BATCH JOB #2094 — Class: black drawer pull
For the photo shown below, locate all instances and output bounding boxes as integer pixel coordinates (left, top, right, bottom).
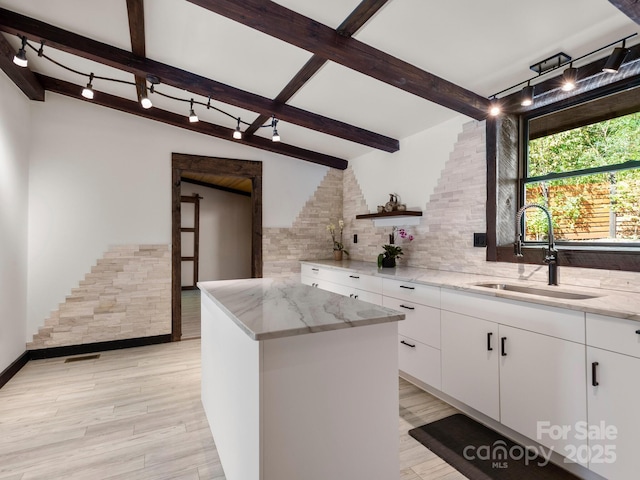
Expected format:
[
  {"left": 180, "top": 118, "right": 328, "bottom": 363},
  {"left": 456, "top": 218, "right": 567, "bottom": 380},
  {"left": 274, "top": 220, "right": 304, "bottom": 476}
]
[
  {"left": 349, "top": 275, "right": 360, "bottom": 279},
  {"left": 311, "top": 268, "right": 319, "bottom": 271},
  {"left": 592, "top": 362, "right": 599, "bottom": 387},
  {"left": 349, "top": 293, "right": 354, "bottom": 298},
  {"left": 354, "top": 294, "right": 359, "bottom": 299},
  {"left": 399, "top": 304, "right": 415, "bottom": 310},
  {"left": 487, "top": 332, "right": 493, "bottom": 351},
  {"left": 399, "top": 285, "right": 415, "bottom": 290},
  {"left": 400, "top": 340, "right": 416, "bottom": 348},
  {"left": 501, "top": 337, "right": 507, "bottom": 356},
  {"left": 636, "top": 330, "right": 640, "bottom": 335}
]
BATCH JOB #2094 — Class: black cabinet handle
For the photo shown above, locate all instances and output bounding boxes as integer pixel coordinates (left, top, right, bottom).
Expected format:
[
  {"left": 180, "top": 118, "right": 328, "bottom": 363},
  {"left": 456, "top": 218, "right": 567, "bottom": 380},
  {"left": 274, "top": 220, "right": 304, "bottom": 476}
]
[
  {"left": 399, "top": 285, "right": 415, "bottom": 290},
  {"left": 636, "top": 330, "right": 640, "bottom": 335},
  {"left": 501, "top": 337, "right": 507, "bottom": 356},
  {"left": 592, "top": 362, "right": 599, "bottom": 387},
  {"left": 399, "top": 304, "right": 415, "bottom": 310},
  {"left": 349, "top": 293, "right": 354, "bottom": 298},
  {"left": 354, "top": 294, "right": 359, "bottom": 299},
  {"left": 400, "top": 340, "right": 416, "bottom": 348},
  {"left": 487, "top": 332, "right": 493, "bottom": 351},
  {"left": 311, "top": 268, "right": 319, "bottom": 271},
  {"left": 349, "top": 275, "right": 360, "bottom": 279}
]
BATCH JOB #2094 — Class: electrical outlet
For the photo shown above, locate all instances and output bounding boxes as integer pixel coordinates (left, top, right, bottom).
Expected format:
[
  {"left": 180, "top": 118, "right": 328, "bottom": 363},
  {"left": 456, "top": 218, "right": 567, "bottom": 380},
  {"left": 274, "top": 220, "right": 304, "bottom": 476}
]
[
  {"left": 353, "top": 234, "right": 358, "bottom": 243},
  {"left": 473, "top": 233, "right": 487, "bottom": 247}
]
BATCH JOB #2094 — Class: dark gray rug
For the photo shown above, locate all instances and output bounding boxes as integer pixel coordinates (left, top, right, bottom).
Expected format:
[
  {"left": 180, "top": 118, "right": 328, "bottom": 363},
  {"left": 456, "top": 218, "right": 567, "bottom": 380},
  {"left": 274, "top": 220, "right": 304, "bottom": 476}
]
[{"left": 408, "top": 413, "right": 579, "bottom": 480}]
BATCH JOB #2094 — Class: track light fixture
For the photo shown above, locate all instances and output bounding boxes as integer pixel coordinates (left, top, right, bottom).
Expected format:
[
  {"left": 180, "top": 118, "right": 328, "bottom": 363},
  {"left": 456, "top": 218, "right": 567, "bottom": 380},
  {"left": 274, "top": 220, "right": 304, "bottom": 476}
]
[
  {"left": 189, "top": 99, "right": 199, "bottom": 123},
  {"left": 561, "top": 64, "right": 578, "bottom": 92},
  {"left": 82, "top": 73, "right": 95, "bottom": 99},
  {"left": 520, "top": 82, "right": 535, "bottom": 107},
  {"left": 603, "top": 40, "right": 629, "bottom": 73},
  {"left": 18, "top": 38, "right": 282, "bottom": 141},
  {"left": 271, "top": 116, "right": 280, "bottom": 142},
  {"left": 487, "top": 33, "right": 636, "bottom": 117},
  {"left": 233, "top": 118, "right": 242, "bottom": 139},
  {"left": 13, "top": 36, "right": 28, "bottom": 67}
]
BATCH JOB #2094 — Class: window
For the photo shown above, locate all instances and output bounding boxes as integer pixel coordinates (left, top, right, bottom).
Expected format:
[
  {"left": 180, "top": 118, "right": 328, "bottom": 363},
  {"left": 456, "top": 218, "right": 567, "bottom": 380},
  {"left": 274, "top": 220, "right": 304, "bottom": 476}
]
[{"left": 523, "top": 112, "right": 640, "bottom": 244}]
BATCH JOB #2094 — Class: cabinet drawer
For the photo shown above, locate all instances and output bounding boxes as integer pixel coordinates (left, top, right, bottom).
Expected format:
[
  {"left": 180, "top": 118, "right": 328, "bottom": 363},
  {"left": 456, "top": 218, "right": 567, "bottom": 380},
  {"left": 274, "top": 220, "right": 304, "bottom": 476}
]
[
  {"left": 383, "top": 297, "right": 440, "bottom": 348},
  {"left": 323, "top": 269, "right": 382, "bottom": 294},
  {"left": 398, "top": 335, "right": 441, "bottom": 389},
  {"left": 441, "top": 289, "right": 585, "bottom": 343},
  {"left": 587, "top": 314, "right": 640, "bottom": 359},
  {"left": 383, "top": 279, "right": 440, "bottom": 307},
  {"left": 301, "top": 263, "right": 332, "bottom": 280}
]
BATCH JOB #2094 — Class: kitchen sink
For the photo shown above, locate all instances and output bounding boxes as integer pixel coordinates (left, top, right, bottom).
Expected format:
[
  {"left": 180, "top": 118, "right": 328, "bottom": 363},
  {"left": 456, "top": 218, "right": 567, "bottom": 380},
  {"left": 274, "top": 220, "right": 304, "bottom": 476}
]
[{"left": 474, "top": 283, "right": 599, "bottom": 300}]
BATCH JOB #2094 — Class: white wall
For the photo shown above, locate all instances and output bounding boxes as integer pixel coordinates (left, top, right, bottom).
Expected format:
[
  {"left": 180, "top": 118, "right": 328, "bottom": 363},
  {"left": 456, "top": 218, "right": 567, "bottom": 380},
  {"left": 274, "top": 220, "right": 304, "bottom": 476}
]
[
  {"left": 181, "top": 183, "right": 252, "bottom": 282},
  {"left": 350, "top": 115, "right": 468, "bottom": 211},
  {"left": 26, "top": 92, "right": 328, "bottom": 339},
  {"left": 0, "top": 73, "right": 30, "bottom": 371}
]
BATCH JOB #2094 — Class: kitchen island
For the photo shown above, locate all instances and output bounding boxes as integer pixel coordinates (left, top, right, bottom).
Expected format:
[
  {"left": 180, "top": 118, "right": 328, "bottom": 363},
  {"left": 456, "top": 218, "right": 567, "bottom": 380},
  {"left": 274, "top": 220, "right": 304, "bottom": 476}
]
[{"left": 198, "top": 278, "right": 405, "bottom": 480}]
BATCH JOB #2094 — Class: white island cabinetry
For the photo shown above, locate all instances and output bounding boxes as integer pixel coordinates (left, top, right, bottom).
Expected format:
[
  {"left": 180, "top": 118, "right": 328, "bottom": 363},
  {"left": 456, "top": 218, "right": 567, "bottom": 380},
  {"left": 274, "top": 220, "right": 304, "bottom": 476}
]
[
  {"left": 199, "top": 278, "right": 403, "bottom": 480},
  {"left": 301, "top": 263, "right": 382, "bottom": 305}
]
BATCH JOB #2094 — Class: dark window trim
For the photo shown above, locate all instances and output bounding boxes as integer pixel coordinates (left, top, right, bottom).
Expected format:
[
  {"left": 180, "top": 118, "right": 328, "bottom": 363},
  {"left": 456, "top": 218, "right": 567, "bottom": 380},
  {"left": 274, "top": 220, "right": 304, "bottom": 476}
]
[{"left": 487, "top": 77, "right": 640, "bottom": 273}]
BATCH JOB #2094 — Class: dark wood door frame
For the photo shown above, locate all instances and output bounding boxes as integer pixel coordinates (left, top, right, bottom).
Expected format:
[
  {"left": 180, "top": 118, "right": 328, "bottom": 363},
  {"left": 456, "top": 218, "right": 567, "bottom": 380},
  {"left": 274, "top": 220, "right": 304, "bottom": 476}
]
[{"left": 171, "top": 153, "right": 263, "bottom": 341}]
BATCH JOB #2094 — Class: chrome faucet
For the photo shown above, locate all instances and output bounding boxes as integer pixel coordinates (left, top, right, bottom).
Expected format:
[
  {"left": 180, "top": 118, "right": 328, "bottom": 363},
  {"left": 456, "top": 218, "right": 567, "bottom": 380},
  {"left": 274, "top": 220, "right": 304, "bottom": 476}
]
[{"left": 514, "top": 204, "right": 558, "bottom": 285}]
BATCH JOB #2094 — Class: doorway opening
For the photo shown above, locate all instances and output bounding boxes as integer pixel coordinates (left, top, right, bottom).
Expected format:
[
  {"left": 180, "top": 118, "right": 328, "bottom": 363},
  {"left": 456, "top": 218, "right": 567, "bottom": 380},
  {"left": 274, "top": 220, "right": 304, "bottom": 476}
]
[{"left": 171, "top": 153, "right": 263, "bottom": 341}]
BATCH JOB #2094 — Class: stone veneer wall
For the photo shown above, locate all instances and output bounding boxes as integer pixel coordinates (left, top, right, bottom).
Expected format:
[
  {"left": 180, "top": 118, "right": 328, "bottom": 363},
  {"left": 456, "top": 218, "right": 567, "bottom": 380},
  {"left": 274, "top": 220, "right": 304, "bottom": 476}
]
[
  {"left": 343, "top": 120, "right": 640, "bottom": 294},
  {"left": 263, "top": 168, "right": 344, "bottom": 277},
  {"left": 27, "top": 245, "right": 171, "bottom": 349}
]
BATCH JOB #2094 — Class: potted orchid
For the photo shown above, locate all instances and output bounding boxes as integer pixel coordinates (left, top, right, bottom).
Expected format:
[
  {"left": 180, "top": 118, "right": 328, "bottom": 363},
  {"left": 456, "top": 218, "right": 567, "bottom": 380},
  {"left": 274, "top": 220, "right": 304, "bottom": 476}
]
[
  {"left": 327, "top": 219, "right": 348, "bottom": 261},
  {"left": 378, "top": 227, "right": 413, "bottom": 268}
]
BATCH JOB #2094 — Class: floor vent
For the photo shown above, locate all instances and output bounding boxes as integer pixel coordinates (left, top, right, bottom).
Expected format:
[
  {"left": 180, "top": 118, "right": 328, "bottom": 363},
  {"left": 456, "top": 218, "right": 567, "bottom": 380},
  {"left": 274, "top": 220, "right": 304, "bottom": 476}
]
[{"left": 64, "top": 354, "right": 100, "bottom": 363}]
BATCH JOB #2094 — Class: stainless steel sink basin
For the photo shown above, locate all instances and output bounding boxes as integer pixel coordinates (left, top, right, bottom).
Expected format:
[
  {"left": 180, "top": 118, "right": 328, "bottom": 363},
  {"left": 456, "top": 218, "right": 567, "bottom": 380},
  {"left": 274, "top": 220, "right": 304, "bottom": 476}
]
[{"left": 474, "top": 283, "right": 599, "bottom": 300}]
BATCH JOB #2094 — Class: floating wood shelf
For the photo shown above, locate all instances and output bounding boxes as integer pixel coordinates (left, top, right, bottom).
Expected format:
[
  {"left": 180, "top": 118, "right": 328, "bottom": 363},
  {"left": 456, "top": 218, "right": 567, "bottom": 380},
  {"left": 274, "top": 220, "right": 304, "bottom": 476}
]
[{"left": 356, "top": 210, "right": 422, "bottom": 219}]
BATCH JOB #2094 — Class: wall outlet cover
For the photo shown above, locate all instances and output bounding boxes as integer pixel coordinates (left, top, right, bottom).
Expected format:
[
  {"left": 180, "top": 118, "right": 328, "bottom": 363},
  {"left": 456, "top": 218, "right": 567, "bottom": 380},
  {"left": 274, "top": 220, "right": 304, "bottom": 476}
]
[
  {"left": 353, "top": 234, "right": 358, "bottom": 243},
  {"left": 473, "top": 232, "right": 487, "bottom": 247}
]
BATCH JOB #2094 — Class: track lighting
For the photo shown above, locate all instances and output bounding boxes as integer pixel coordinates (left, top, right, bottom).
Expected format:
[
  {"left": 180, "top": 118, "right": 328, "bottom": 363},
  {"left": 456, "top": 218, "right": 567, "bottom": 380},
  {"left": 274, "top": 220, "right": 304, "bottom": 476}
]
[
  {"left": 233, "top": 118, "right": 242, "bottom": 139},
  {"left": 189, "top": 99, "right": 199, "bottom": 123},
  {"left": 271, "top": 116, "right": 280, "bottom": 142},
  {"left": 562, "top": 64, "right": 578, "bottom": 92},
  {"left": 489, "top": 98, "right": 501, "bottom": 117},
  {"left": 13, "top": 36, "right": 28, "bottom": 67},
  {"left": 520, "top": 82, "right": 535, "bottom": 107},
  {"left": 603, "top": 40, "right": 629, "bottom": 73},
  {"left": 82, "top": 73, "right": 95, "bottom": 99},
  {"left": 140, "top": 96, "right": 152, "bottom": 109}
]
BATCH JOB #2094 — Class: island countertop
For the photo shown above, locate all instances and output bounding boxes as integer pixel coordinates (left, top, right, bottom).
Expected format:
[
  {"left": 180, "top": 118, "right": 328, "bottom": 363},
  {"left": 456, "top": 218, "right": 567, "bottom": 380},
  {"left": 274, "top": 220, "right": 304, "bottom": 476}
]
[{"left": 197, "top": 277, "right": 405, "bottom": 341}]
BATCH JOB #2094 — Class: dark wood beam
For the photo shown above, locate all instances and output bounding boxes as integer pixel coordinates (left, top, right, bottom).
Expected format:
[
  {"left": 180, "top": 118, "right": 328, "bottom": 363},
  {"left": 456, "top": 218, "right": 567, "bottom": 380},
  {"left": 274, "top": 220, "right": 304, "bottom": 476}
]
[
  {"left": 35, "top": 74, "right": 348, "bottom": 170},
  {"left": 608, "top": 0, "right": 640, "bottom": 24},
  {"left": 186, "top": 0, "right": 490, "bottom": 120},
  {"left": 0, "top": 32, "right": 44, "bottom": 100},
  {"left": 0, "top": 7, "right": 398, "bottom": 152},
  {"left": 125, "top": 0, "right": 147, "bottom": 102},
  {"left": 245, "top": 0, "right": 388, "bottom": 136}
]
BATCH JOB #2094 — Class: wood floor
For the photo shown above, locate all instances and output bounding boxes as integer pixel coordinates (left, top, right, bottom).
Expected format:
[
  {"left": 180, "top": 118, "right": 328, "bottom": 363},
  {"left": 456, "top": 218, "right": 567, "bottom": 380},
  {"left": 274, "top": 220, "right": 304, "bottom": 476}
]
[
  {"left": 0, "top": 340, "right": 466, "bottom": 480},
  {"left": 181, "top": 290, "right": 201, "bottom": 339}
]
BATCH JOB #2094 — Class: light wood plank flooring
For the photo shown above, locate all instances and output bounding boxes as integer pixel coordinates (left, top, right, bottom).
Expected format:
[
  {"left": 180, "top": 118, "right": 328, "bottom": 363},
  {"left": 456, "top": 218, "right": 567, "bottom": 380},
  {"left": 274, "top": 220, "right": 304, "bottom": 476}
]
[{"left": 0, "top": 340, "right": 465, "bottom": 480}]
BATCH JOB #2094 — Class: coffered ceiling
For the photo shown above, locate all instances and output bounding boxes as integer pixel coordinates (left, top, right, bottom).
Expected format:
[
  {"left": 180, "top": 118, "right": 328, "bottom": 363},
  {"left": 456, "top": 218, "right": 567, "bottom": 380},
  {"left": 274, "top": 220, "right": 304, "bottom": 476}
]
[{"left": 0, "top": 0, "right": 638, "bottom": 170}]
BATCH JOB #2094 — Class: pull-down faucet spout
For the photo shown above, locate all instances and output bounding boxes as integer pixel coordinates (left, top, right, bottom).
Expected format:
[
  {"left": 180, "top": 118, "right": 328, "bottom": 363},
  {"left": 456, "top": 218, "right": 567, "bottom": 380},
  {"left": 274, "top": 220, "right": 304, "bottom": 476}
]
[{"left": 515, "top": 204, "right": 558, "bottom": 285}]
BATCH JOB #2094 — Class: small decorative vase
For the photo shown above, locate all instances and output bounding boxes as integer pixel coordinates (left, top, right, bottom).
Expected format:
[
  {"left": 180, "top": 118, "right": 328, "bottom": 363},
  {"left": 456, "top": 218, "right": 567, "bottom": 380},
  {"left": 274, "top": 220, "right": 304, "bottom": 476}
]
[
  {"left": 333, "top": 250, "right": 343, "bottom": 261},
  {"left": 381, "top": 256, "right": 396, "bottom": 268}
]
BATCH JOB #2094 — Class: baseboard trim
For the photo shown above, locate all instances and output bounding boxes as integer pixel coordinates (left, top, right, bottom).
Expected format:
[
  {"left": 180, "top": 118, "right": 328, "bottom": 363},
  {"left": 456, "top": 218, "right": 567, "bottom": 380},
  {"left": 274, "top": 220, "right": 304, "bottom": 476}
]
[
  {"left": 0, "top": 351, "right": 30, "bottom": 389},
  {"left": 28, "top": 334, "right": 173, "bottom": 360},
  {"left": 0, "top": 335, "right": 173, "bottom": 389}
]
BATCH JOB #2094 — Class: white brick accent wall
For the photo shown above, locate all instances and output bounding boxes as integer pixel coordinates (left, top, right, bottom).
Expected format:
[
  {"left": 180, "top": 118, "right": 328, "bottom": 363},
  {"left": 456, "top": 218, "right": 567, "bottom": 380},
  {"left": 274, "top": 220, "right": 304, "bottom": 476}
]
[{"left": 27, "top": 245, "right": 171, "bottom": 349}]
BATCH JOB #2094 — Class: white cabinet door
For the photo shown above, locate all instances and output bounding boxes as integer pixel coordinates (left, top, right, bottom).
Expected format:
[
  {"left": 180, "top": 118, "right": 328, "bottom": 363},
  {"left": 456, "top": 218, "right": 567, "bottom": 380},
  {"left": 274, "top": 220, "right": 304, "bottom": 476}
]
[
  {"left": 499, "top": 325, "right": 587, "bottom": 460},
  {"left": 587, "top": 347, "right": 640, "bottom": 480},
  {"left": 441, "top": 310, "right": 500, "bottom": 420}
]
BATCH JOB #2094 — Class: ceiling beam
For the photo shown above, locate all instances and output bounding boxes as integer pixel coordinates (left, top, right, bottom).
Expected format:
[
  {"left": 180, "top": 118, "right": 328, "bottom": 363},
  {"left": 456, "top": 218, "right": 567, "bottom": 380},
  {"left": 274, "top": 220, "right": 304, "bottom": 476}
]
[
  {"left": 35, "top": 74, "right": 348, "bottom": 170},
  {"left": 245, "top": 0, "right": 388, "bottom": 136},
  {"left": 0, "top": 7, "right": 398, "bottom": 153},
  {"left": 0, "top": 32, "right": 44, "bottom": 100},
  {"left": 608, "top": 0, "right": 640, "bottom": 24},
  {"left": 125, "top": 0, "right": 148, "bottom": 102},
  {"left": 186, "top": 0, "right": 490, "bottom": 120}
]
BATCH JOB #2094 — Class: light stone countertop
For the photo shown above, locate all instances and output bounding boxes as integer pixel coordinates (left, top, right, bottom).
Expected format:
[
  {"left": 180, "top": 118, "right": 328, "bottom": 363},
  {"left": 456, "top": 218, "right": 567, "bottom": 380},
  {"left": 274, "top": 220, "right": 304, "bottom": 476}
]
[
  {"left": 198, "top": 277, "right": 405, "bottom": 341},
  {"left": 301, "top": 259, "right": 640, "bottom": 323}
]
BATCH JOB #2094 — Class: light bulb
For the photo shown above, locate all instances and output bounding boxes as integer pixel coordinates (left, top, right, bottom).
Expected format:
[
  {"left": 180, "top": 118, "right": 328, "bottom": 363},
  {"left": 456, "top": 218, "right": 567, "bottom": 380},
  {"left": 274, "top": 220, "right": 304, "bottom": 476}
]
[
  {"left": 13, "top": 50, "right": 27, "bottom": 67},
  {"left": 82, "top": 84, "right": 94, "bottom": 99},
  {"left": 189, "top": 109, "right": 199, "bottom": 123},
  {"left": 140, "top": 96, "right": 152, "bottom": 109}
]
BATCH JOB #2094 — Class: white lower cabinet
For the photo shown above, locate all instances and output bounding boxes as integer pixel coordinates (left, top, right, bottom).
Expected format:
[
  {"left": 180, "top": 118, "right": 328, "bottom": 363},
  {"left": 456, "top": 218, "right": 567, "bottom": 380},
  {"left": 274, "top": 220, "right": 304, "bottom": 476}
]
[
  {"left": 586, "top": 314, "right": 640, "bottom": 480},
  {"left": 300, "top": 264, "right": 382, "bottom": 306},
  {"left": 441, "top": 310, "right": 500, "bottom": 420},
  {"left": 397, "top": 334, "right": 441, "bottom": 389}
]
